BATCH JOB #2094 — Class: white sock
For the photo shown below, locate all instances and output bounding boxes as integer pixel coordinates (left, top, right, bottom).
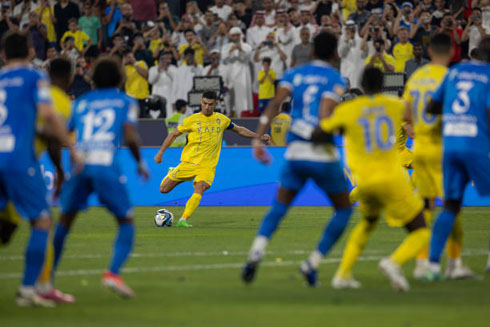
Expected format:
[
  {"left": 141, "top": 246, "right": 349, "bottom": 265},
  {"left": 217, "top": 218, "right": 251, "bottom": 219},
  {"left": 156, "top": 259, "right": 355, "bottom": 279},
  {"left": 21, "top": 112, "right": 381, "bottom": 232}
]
[
  {"left": 248, "top": 236, "right": 268, "bottom": 262},
  {"left": 308, "top": 250, "right": 324, "bottom": 270},
  {"left": 447, "top": 258, "right": 462, "bottom": 268},
  {"left": 19, "top": 286, "right": 35, "bottom": 297},
  {"left": 35, "top": 282, "right": 53, "bottom": 294},
  {"left": 429, "top": 262, "right": 441, "bottom": 274},
  {"left": 487, "top": 252, "right": 490, "bottom": 267},
  {"left": 416, "top": 259, "right": 429, "bottom": 267},
  {"left": 179, "top": 217, "right": 186, "bottom": 222}
]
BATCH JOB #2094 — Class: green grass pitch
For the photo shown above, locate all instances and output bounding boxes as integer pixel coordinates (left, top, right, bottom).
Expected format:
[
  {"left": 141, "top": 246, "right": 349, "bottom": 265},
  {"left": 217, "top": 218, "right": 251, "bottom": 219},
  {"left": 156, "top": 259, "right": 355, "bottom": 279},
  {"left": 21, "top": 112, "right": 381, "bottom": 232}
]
[{"left": 0, "top": 206, "right": 489, "bottom": 327}]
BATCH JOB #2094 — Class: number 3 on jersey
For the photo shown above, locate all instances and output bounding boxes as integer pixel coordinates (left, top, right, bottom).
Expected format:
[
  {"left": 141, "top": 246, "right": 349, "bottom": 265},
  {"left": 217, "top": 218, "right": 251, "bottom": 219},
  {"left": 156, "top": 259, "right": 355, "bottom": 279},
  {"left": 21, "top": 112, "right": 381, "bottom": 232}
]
[{"left": 358, "top": 115, "right": 395, "bottom": 152}]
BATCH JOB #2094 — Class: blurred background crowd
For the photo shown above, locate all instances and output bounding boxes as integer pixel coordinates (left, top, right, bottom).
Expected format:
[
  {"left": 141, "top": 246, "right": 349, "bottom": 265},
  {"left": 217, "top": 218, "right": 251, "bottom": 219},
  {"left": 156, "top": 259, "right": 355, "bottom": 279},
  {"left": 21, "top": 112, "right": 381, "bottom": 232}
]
[{"left": 1, "top": 0, "right": 489, "bottom": 118}]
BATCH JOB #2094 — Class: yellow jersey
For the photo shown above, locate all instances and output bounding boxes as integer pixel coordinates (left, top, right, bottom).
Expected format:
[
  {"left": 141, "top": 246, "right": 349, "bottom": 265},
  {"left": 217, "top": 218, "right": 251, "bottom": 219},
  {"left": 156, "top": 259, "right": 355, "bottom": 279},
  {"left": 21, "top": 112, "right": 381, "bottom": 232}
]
[
  {"left": 258, "top": 69, "right": 276, "bottom": 100},
  {"left": 177, "top": 112, "right": 232, "bottom": 168},
  {"left": 403, "top": 63, "right": 447, "bottom": 147},
  {"left": 36, "top": 6, "right": 56, "bottom": 43},
  {"left": 270, "top": 113, "right": 291, "bottom": 146},
  {"left": 179, "top": 43, "right": 205, "bottom": 66},
  {"left": 34, "top": 86, "right": 72, "bottom": 156},
  {"left": 365, "top": 53, "right": 396, "bottom": 73},
  {"left": 392, "top": 42, "right": 414, "bottom": 73},
  {"left": 320, "top": 94, "right": 404, "bottom": 182},
  {"left": 61, "top": 30, "right": 91, "bottom": 51},
  {"left": 125, "top": 61, "right": 150, "bottom": 99}
]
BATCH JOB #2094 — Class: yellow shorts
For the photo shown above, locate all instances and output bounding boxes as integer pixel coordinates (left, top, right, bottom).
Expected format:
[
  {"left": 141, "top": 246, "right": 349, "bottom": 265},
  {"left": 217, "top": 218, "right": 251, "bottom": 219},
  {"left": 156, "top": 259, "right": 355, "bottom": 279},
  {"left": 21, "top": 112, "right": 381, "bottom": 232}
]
[
  {"left": 163, "top": 162, "right": 215, "bottom": 186},
  {"left": 413, "top": 154, "right": 442, "bottom": 199},
  {"left": 358, "top": 169, "right": 423, "bottom": 227},
  {"left": 399, "top": 147, "right": 413, "bottom": 169}
]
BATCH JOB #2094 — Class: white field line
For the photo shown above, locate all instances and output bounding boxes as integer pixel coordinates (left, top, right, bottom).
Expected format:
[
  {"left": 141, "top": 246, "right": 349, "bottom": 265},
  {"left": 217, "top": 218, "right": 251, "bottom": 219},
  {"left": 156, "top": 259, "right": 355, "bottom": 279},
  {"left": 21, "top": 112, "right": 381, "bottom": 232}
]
[{"left": 0, "top": 250, "right": 487, "bottom": 280}]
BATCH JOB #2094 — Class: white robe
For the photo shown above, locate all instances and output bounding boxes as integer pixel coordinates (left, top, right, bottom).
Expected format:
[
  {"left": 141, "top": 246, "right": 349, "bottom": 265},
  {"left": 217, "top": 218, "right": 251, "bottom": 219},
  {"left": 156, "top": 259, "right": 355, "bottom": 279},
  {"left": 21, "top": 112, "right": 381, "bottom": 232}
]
[
  {"left": 338, "top": 32, "right": 365, "bottom": 89},
  {"left": 148, "top": 65, "right": 178, "bottom": 117},
  {"left": 171, "top": 64, "right": 203, "bottom": 105},
  {"left": 222, "top": 42, "right": 253, "bottom": 115},
  {"left": 246, "top": 25, "right": 272, "bottom": 50}
]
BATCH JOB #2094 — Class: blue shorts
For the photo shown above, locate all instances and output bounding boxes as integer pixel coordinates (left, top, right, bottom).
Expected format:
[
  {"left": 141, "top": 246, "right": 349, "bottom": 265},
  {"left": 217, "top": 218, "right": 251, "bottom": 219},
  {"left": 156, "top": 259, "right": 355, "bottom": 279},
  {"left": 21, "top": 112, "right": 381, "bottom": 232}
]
[
  {"left": 258, "top": 99, "right": 271, "bottom": 113},
  {"left": 443, "top": 152, "right": 490, "bottom": 201},
  {"left": 0, "top": 166, "right": 50, "bottom": 220},
  {"left": 280, "top": 160, "right": 348, "bottom": 195},
  {"left": 61, "top": 173, "right": 132, "bottom": 218}
]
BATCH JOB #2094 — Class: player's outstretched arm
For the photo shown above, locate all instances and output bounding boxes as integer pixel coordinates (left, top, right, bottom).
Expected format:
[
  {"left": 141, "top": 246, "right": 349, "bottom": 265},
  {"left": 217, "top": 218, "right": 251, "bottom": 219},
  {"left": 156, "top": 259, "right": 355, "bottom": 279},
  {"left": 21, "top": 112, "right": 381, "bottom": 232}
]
[
  {"left": 402, "top": 101, "right": 415, "bottom": 139},
  {"left": 154, "top": 129, "right": 183, "bottom": 164},
  {"left": 124, "top": 123, "right": 150, "bottom": 180}
]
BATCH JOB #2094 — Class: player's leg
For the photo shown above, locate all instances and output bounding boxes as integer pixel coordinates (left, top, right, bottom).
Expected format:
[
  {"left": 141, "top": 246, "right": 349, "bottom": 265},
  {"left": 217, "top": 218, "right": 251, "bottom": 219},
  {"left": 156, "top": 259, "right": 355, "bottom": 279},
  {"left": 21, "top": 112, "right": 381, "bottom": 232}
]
[
  {"left": 300, "top": 162, "right": 353, "bottom": 286},
  {"left": 176, "top": 180, "right": 210, "bottom": 228},
  {"left": 413, "top": 198, "right": 434, "bottom": 279},
  {"left": 445, "top": 214, "right": 475, "bottom": 279},
  {"left": 159, "top": 176, "right": 182, "bottom": 194}
]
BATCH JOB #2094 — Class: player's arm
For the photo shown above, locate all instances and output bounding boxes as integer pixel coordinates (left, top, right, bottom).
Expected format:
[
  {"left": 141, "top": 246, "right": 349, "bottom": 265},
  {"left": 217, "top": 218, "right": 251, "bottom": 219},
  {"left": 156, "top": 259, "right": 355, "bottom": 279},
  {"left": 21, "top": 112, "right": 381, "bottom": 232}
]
[
  {"left": 46, "top": 138, "right": 64, "bottom": 198},
  {"left": 230, "top": 123, "right": 270, "bottom": 143},
  {"left": 124, "top": 123, "right": 150, "bottom": 180},
  {"left": 402, "top": 101, "right": 415, "bottom": 138},
  {"left": 154, "top": 128, "right": 184, "bottom": 164}
]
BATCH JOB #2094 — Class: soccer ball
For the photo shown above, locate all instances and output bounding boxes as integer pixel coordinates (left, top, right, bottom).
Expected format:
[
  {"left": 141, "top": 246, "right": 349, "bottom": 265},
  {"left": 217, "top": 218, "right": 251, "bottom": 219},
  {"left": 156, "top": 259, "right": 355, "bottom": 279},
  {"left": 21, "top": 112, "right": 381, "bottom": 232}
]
[{"left": 154, "top": 209, "right": 174, "bottom": 227}]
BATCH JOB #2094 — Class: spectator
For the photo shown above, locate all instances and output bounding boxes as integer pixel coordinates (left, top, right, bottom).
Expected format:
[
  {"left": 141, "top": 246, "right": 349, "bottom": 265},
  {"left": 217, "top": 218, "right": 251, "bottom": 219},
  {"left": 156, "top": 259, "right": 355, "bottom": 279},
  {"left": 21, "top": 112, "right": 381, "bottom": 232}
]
[
  {"left": 462, "top": 8, "right": 490, "bottom": 57},
  {"left": 294, "top": 10, "right": 319, "bottom": 44},
  {"left": 257, "top": 57, "right": 275, "bottom": 113},
  {"left": 273, "top": 9, "right": 296, "bottom": 68},
  {"left": 222, "top": 27, "right": 253, "bottom": 116},
  {"left": 114, "top": 3, "right": 138, "bottom": 46},
  {"left": 145, "top": 24, "right": 164, "bottom": 58},
  {"left": 123, "top": 50, "right": 150, "bottom": 110},
  {"left": 365, "top": 0, "right": 383, "bottom": 13},
  {"left": 36, "top": 0, "right": 56, "bottom": 45},
  {"left": 43, "top": 45, "right": 58, "bottom": 68},
  {"left": 290, "top": 27, "right": 312, "bottom": 67},
  {"left": 233, "top": 1, "right": 253, "bottom": 28},
  {"left": 314, "top": 0, "right": 341, "bottom": 25},
  {"left": 14, "top": 0, "right": 40, "bottom": 29},
  {"left": 172, "top": 48, "right": 203, "bottom": 107},
  {"left": 404, "top": 43, "right": 429, "bottom": 80},
  {"left": 348, "top": 0, "right": 371, "bottom": 31},
  {"left": 432, "top": 0, "right": 450, "bottom": 27},
  {"left": 165, "top": 99, "right": 188, "bottom": 147},
  {"left": 155, "top": 1, "right": 178, "bottom": 32},
  {"left": 179, "top": 29, "right": 209, "bottom": 66},
  {"left": 183, "top": 1, "right": 204, "bottom": 33},
  {"left": 54, "top": 0, "right": 80, "bottom": 43},
  {"left": 60, "top": 36, "right": 78, "bottom": 65},
  {"left": 263, "top": 0, "right": 276, "bottom": 26},
  {"left": 288, "top": 9, "right": 301, "bottom": 27},
  {"left": 130, "top": 0, "right": 157, "bottom": 23},
  {"left": 394, "top": 2, "right": 417, "bottom": 33},
  {"left": 361, "top": 24, "right": 391, "bottom": 57},
  {"left": 200, "top": 10, "right": 218, "bottom": 47},
  {"left": 0, "top": 2, "right": 19, "bottom": 41},
  {"left": 410, "top": 11, "right": 438, "bottom": 55},
  {"left": 210, "top": 0, "right": 232, "bottom": 21},
  {"left": 208, "top": 22, "right": 230, "bottom": 53},
  {"left": 61, "top": 18, "right": 92, "bottom": 57},
  {"left": 339, "top": 21, "right": 365, "bottom": 89},
  {"left": 132, "top": 33, "right": 153, "bottom": 67},
  {"left": 436, "top": 14, "right": 463, "bottom": 63},
  {"left": 23, "top": 11, "right": 47, "bottom": 60},
  {"left": 69, "top": 57, "right": 92, "bottom": 98},
  {"left": 109, "top": 33, "right": 126, "bottom": 58},
  {"left": 172, "top": 17, "right": 194, "bottom": 47},
  {"left": 365, "top": 38, "right": 395, "bottom": 72},
  {"left": 253, "top": 32, "right": 287, "bottom": 79},
  {"left": 148, "top": 52, "right": 178, "bottom": 118},
  {"left": 103, "top": 0, "right": 123, "bottom": 39},
  {"left": 247, "top": 11, "right": 272, "bottom": 50},
  {"left": 79, "top": 2, "right": 102, "bottom": 51},
  {"left": 392, "top": 27, "right": 414, "bottom": 72}
]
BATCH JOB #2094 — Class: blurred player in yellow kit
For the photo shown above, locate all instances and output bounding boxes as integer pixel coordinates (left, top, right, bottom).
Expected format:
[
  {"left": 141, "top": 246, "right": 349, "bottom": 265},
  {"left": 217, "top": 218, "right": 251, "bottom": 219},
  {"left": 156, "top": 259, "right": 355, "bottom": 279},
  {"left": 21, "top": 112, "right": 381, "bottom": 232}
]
[
  {"left": 270, "top": 102, "right": 291, "bottom": 146},
  {"left": 403, "top": 33, "right": 475, "bottom": 280},
  {"left": 0, "top": 57, "right": 75, "bottom": 303},
  {"left": 154, "top": 91, "right": 270, "bottom": 228},
  {"left": 322, "top": 68, "right": 429, "bottom": 292}
]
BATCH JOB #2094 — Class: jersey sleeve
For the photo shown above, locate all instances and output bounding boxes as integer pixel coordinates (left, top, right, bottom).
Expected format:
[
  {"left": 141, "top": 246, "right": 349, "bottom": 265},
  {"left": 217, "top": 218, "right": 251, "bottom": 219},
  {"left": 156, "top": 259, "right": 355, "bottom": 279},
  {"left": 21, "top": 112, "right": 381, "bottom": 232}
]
[
  {"left": 67, "top": 100, "right": 77, "bottom": 132},
  {"left": 125, "top": 98, "right": 139, "bottom": 125},
  {"left": 33, "top": 72, "right": 52, "bottom": 106},
  {"left": 320, "top": 102, "right": 346, "bottom": 133},
  {"left": 431, "top": 73, "right": 448, "bottom": 104},
  {"left": 177, "top": 115, "right": 194, "bottom": 133},
  {"left": 323, "top": 72, "right": 346, "bottom": 103},
  {"left": 278, "top": 70, "right": 294, "bottom": 92}
]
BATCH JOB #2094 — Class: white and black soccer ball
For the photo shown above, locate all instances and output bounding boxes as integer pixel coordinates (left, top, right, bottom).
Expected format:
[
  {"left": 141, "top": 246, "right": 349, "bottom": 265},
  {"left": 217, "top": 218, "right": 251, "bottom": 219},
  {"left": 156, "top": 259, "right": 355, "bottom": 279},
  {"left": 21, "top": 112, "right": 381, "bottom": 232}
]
[{"left": 154, "top": 209, "right": 174, "bottom": 227}]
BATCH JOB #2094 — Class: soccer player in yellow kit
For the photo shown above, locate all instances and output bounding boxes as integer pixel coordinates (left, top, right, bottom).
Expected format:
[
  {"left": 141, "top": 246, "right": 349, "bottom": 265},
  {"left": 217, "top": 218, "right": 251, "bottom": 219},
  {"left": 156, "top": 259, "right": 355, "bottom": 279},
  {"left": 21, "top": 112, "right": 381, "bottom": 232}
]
[
  {"left": 154, "top": 91, "right": 270, "bottom": 228},
  {"left": 322, "top": 68, "right": 429, "bottom": 292},
  {"left": 403, "top": 33, "right": 474, "bottom": 280}
]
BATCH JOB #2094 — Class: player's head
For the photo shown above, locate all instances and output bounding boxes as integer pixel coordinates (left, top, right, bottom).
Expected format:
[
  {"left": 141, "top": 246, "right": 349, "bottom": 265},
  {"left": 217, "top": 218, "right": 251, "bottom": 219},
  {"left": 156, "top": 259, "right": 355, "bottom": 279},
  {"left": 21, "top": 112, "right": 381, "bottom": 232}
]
[
  {"left": 361, "top": 67, "right": 383, "bottom": 95},
  {"left": 201, "top": 91, "right": 217, "bottom": 116},
  {"left": 312, "top": 31, "right": 338, "bottom": 62},
  {"left": 48, "top": 57, "right": 73, "bottom": 91},
  {"left": 428, "top": 33, "right": 453, "bottom": 65},
  {"left": 477, "top": 36, "right": 490, "bottom": 62},
  {"left": 1, "top": 31, "right": 31, "bottom": 62},
  {"left": 91, "top": 56, "right": 124, "bottom": 89}
]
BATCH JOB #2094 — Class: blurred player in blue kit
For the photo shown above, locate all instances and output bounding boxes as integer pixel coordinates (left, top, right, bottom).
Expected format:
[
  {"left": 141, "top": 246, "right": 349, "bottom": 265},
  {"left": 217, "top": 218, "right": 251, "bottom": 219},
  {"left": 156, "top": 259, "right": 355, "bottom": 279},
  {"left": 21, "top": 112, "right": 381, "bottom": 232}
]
[
  {"left": 425, "top": 36, "right": 490, "bottom": 280},
  {"left": 242, "top": 31, "right": 353, "bottom": 287},
  {"left": 50, "top": 56, "right": 150, "bottom": 298},
  {"left": 0, "top": 31, "right": 79, "bottom": 307}
]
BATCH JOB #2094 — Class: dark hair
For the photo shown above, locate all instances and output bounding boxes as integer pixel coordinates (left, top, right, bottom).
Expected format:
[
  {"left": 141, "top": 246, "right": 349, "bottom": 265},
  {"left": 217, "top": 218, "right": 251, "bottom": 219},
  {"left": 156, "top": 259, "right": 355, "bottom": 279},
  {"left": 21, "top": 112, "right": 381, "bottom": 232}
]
[
  {"left": 183, "top": 48, "right": 195, "bottom": 56},
  {"left": 184, "top": 29, "right": 195, "bottom": 35},
  {"left": 313, "top": 31, "right": 337, "bottom": 61},
  {"left": 478, "top": 36, "right": 490, "bottom": 62},
  {"left": 91, "top": 56, "right": 124, "bottom": 88},
  {"left": 470, "top": 48, "right": 480, "bottom": 60},
  {"left": 374, "top": 38, "right": 384, "bottom": 45},
  {"left": 68, "top": 17, "right": 78, "bottom": 25},
  {"left": 175, "top": 99, "right": 187, "bottom": 110},
  {"left": 361, "top": 67, "right": 384, "bottom": 94},
  {"left": 413, "top": 42, "right": 423, "bottom": 48},
  {"left": 1, "top": 31, "right": 30, "bottom": 60},
  {"left": 48, "top": 57, "right": 72, "bottom": 82},
  {"left": 202, "top": 91, "right": 217, "bottom": 100},
  {"left": 262, "top": 57, "right": 271, "bottom": 64},
  {"left": 429, "top": 33, "right": 451, "bottom": 55}
]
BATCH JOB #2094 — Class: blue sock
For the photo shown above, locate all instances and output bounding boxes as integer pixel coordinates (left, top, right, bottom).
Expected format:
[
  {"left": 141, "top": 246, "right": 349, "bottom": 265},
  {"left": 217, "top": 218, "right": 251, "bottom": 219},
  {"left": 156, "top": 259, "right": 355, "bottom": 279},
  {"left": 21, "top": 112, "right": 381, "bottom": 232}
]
[
  {"left": 257, "top": 201, "right": 289, "bottom": 239},
  {"left": 429, "top": 209, "right": 457, "bottom": 263},
  {"left": 317, "top": 207, "right": 353, "bottom": 256},
  {"left": 22, "top": 228, "right": 49, "bottom": 287},
  {"left": 53, "top": 224, "right": 69, "bottom": 272},
  {"left": 109, "top": 223, "right": 135, "bottom": 275}
]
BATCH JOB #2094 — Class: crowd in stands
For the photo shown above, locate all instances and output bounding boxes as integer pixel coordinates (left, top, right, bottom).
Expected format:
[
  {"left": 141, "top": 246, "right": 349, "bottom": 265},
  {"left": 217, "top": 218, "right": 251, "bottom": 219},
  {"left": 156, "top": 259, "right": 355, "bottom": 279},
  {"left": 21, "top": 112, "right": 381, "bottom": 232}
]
[{"left": 1, "top": 0, "right": 489, "bottom": 117}]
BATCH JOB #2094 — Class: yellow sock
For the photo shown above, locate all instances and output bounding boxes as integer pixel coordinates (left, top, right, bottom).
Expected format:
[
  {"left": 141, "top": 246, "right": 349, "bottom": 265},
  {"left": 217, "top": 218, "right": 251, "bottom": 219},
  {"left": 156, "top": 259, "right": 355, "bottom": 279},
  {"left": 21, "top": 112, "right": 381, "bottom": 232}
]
[
  {"left": 349, "top": 187, "right": 360, "bottom": 205},
  {"left": 391, "top": 227, "right": 430, "bottom": 266},
  {"left": 336, "top": 218, "right": 377, "bottom": 279},
  {"left": 446, "top": 213, "right": 463, "bottom": 259},
  {"left": 416, "top": 209, "right": 432, "bottom": 260},
  {"left": 38, "top": 239, "right": 54, "bottom": 283},
  {"left": 182, "top": 193, "right": 202, "bottom": 219}
]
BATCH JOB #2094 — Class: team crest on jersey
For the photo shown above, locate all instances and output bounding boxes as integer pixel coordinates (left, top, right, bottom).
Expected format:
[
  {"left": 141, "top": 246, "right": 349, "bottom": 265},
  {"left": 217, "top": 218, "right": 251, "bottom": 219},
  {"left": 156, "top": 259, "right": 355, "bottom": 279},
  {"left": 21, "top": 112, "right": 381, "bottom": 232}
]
[
  {"left": 293, "top": 74, "right": 303, "bottom": 86},
  {"left": 77, "top": 100, "right": 87, "bottom": 113},
  {"left": 216, "top": 118, "right": 221, "bottom": 125}
]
